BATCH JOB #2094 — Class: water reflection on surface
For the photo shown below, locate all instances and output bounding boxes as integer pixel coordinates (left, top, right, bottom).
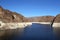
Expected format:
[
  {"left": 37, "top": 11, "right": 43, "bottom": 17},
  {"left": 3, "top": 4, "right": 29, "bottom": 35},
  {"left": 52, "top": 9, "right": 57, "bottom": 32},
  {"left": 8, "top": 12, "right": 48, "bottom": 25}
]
[
  {"left": 8, "top": 23, "right": 59, "bottom": 40},
  {"left": 53, "top": 27, "right": 60, "bottom": 40}
]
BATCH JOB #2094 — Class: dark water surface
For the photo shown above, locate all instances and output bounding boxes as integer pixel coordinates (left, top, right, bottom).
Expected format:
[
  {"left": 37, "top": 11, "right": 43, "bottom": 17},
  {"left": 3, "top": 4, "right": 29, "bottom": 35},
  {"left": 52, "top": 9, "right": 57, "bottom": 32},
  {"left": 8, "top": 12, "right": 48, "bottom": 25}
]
[{"left": 11, "top": 23, "right": 56, "bottom": 40}]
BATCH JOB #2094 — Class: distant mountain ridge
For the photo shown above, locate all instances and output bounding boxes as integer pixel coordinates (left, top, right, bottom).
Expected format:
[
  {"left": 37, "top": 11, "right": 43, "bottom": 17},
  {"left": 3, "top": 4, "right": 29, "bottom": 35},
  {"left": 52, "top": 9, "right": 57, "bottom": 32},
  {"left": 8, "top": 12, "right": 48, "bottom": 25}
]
[
  {"left": 0, "top": 6, "right": 60, "bottom": 22},
  {"left": 27, "top": 16, "right": 54, "bottom": 22}
]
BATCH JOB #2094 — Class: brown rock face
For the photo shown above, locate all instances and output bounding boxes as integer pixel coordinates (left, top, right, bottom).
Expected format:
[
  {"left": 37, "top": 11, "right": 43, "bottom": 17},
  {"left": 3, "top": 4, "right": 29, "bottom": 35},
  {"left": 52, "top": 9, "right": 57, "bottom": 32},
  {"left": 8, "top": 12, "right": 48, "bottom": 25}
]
[
  {"left": 0, "top": 6, "right": 60, "bottom": 22},
  {"left": 27, "top": 16, "right": 54, "bottom": 22},
  {"left": 0, "top": 6, "right": 25, "bottom": 23},
  {"left": 53, "top": 14, "right": 60, "bottom": 23}
]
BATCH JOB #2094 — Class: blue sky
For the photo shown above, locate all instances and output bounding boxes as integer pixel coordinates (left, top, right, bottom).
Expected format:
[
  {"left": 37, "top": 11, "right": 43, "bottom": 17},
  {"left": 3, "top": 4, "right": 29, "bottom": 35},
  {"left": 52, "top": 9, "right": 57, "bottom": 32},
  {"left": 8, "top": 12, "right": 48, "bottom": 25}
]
[{"left": 0, "top": 0, "right": 60, "bottom": 17}]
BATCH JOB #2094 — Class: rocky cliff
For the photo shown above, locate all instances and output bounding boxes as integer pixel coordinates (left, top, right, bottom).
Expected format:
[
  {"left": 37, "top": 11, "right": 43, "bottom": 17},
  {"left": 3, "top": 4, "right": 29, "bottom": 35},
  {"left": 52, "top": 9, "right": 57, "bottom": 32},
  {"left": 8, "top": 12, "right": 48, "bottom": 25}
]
[
  {"left": 28, "top": 14, "right": 60, "bottom": 23},
  {"left": 0, "top": 6, "right": 60, "bottom": 22},
  {"left": 0, "top": 6, "right": 28, "bottom": 23},
  {"left": 53, "top": 14, "right": 60, "bottom": 23}
]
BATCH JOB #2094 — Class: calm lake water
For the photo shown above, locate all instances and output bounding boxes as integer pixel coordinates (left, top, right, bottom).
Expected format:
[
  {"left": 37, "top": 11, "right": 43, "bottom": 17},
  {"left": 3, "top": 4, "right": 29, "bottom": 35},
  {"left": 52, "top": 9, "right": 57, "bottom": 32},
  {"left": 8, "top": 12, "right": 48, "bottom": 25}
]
[{"left": 10, "top": 23, "right": 59, "bottom": 40}]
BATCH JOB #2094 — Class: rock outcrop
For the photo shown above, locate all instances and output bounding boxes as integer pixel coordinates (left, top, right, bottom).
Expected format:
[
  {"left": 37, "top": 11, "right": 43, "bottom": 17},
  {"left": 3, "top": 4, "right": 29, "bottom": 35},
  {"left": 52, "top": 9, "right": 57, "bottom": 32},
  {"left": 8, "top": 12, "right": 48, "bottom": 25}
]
[
  {"left": 0, "top": 6, "right": 57, "bottom": 22},
  {"left": 51, "top": 14, "right": 60, "bottom": 27},
  {"left": 53, "top": 14, "right": 60, "bottom": 23},
  {"left": 0, "top": 6, "right": 60, "bottom": 23},
  {"left": 0, "top": 6, "right": 26, "bottom": 23}
]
